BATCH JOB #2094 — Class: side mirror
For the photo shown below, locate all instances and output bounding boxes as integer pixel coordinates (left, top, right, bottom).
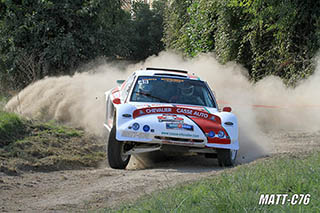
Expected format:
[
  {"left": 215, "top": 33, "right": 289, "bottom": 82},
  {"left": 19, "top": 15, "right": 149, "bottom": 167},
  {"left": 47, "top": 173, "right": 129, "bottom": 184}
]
[
  {"left": 113, "top": 98, "right": 121, "bottom": 104},
  {"left": 222, "top": 107, "right": 232, "bottom": 112},
  {"left": 116, "top": 80, "right": 125, "bottom": 85}
]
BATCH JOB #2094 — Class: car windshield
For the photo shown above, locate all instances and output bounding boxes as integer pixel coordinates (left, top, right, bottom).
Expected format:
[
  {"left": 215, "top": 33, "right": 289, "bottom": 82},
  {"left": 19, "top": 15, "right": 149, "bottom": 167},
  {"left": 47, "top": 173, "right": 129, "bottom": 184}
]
[{"left": 130, "top": 76, "right": 216, "bottom": 108}]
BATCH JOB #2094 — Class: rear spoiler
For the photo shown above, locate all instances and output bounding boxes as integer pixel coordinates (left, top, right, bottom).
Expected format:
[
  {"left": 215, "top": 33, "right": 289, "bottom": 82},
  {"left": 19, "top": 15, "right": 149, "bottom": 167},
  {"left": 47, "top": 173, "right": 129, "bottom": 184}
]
[{"left": 145, "top": 67, "right": 188, "bottom": 74}]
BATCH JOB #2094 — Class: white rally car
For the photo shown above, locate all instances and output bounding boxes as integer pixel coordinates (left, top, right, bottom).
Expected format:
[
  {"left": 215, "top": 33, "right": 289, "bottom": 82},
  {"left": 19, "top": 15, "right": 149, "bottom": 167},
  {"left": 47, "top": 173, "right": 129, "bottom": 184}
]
[{"left": 104, "top": 68, "right": 239, "bottom": 169}]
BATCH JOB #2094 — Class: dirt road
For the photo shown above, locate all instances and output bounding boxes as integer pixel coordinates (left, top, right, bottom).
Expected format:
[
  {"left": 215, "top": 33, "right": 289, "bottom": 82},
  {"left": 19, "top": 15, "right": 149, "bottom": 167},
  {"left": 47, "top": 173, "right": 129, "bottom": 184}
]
[{"left": 1, "top": 130, "right": 320, "bottom": 212}]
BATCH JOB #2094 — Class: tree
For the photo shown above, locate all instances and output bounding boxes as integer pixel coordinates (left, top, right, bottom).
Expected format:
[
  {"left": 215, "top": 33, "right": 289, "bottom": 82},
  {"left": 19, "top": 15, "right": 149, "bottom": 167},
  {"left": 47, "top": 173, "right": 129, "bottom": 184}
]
[
  {"left": 163, "top": 0, "right": 320, "bottom": 86},
  {"left": 163, "top": 0, "right": 193, "bottom": 51},
  {"left": 0, "top": 0, "right": 127, "bottom": 89},
  {"left": 0, "top": 0, "right": 168, "bottom": 90},
  {"left": 128, "top": 0, "right": 166, "bottom": 60}
]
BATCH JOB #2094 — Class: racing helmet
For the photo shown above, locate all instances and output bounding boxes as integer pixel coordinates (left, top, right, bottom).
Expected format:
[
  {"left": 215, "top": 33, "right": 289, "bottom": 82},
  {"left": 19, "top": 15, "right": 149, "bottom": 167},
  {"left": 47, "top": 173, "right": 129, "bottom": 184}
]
[{"left": 179, "top": 83, "right": 194, "bottom": 96}]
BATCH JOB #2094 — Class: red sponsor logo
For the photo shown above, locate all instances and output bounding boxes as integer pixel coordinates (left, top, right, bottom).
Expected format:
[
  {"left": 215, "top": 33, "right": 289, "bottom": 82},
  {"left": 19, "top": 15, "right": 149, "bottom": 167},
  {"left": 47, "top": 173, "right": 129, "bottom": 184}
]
[
  {"left": 157, "top": 114, "right": 184, "bottom": 123},
  {"left": 133, "top": 107, "right": 221, "bottom": 123}
]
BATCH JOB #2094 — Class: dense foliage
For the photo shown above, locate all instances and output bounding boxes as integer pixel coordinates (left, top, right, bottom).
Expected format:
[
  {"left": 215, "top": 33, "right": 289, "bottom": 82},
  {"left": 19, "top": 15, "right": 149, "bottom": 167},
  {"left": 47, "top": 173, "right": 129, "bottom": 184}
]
[
  {"left": 0, "top": 110, "right": 26, "bottom": 147},
  {"left": 0, "top": 0, "right": 166, "bottom": 90},
  {"left": 164, "top": 0, "right": 320, "bottom": 85},
  {"left": 1, "top": 0, "right": 318, "bottom": 89},
  {"left": 128, "top": 1, "right": 166, "bottom": 60}
]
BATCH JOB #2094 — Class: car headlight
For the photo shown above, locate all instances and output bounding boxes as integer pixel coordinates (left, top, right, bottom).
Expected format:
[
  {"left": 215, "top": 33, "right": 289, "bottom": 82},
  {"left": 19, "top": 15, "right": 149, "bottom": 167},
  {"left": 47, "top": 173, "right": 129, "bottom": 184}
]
[
  {"left": 208, "top": 131, "right": 215, "bottom": 138},
  {"left": 218, "top": 130, "right": 225, "bottom": 138}
]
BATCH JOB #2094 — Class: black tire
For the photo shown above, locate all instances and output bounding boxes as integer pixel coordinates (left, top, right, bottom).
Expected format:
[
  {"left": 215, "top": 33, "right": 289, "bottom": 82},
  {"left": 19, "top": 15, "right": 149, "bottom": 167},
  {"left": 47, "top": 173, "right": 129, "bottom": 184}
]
[
  {"left": 107, "top": 127, "right": 131, "bottom": 169},
  {"left": 204, "top": 153, "right": 217, "bottom": 158},
  {"left": 217, "top": 149, "right": 237, "bottom": 167}
]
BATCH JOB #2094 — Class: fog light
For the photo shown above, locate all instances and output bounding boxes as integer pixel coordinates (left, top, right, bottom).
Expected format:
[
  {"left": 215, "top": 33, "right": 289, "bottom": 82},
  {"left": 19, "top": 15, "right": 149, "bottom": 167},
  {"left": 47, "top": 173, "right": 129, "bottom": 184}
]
[
  {"left": 208, "top": 131, "right": 215, "bottom": 138},
  {"left": 132, "top": 123, "right": 140, "bottom": 131},
  {"left": 143, "top": 125, "right": 150, "bottom": 132},
  {"left": 218, "top": 130, "right": 225, "bottom": 138}
]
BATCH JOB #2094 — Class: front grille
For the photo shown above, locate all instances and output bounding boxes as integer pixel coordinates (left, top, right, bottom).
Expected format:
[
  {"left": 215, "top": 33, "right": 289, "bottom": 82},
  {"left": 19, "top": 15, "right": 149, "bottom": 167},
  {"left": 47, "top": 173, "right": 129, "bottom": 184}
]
[{"left": 154, "top": 136, "right": 204, "bottom": 143}]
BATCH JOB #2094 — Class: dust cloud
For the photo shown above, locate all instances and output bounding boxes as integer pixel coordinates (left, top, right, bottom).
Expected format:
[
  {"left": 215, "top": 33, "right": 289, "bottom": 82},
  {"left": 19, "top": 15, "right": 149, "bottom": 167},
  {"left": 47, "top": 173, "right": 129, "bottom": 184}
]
[
  {"left": 5, "top": 63, "right": 128, "bottom": 136},
  {"left": 5, "top": 51, "right": 320, "bottom": 164}
]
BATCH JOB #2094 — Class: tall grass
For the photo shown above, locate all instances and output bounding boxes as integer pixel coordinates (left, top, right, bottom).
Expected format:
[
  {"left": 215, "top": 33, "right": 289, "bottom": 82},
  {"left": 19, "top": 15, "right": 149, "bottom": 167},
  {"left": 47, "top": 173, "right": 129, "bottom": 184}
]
[
  {"left": 113, "top": 152, "right": 320, "bottom": 212},
  {"left": 0, "top": 110, "right": 105, "bottom": 174}
]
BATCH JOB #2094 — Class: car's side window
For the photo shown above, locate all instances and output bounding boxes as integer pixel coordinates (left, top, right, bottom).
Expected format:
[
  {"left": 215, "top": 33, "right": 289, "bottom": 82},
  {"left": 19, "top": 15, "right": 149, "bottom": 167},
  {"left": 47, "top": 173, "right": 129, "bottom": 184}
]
[
  {"left": 106, "top": 94, "right": 114, "bottom": 124},
  {"left": 201, "top": 87, "right": 213, "bottom": 108},
  {"left": 121, "top": 74, "right": 135, "bottom": 102}
]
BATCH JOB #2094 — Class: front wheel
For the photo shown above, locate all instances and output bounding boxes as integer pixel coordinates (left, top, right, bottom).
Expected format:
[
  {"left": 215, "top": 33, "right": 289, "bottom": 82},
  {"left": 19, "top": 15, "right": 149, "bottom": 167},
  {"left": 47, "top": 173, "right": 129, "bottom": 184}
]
[
  {"left": 217, "top": 149, "right": 237, "bottom": 167},
  {"left": 107, "top": 127, "right": 131, "bottom": 169}
]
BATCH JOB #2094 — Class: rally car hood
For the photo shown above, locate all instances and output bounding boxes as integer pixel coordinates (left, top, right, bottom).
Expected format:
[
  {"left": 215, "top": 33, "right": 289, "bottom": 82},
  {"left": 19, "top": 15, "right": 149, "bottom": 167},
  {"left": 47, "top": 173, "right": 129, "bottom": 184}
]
[{"left": 114, "top": 102, "right": 238, "bottom": 149}]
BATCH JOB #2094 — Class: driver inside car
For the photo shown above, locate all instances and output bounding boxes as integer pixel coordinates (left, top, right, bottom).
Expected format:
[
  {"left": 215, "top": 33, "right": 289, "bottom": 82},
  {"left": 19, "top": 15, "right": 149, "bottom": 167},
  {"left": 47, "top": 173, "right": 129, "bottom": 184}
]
[
  {"left": 171, "top": 83, "right": 204, "bottom": 105},
  {"left": 135, "top": 81, "right": 154, "bottom": 102}
]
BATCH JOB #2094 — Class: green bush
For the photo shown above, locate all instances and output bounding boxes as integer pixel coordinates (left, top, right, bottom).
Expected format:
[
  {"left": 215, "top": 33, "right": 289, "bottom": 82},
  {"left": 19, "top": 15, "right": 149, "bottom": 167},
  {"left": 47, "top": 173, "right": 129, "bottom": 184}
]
[
  {"left": 0, "top": 110, "right": 26, "bottom": 147},
  {"left": 163, "top": 0, "right": 320, "bottom": 86}
]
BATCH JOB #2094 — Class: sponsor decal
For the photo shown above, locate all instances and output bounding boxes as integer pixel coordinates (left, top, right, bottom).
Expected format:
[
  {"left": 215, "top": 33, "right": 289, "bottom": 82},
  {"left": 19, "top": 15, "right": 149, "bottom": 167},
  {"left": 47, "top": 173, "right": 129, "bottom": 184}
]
[
  {"left": 135, "top": 104, "right": 150, "bottom": 109},
  {"left": 161, "top": 131, "right": 199, "bottom": 138},
  {"left": 143, "top": 125, "right": 150, "bottom": 132},
  {"left": 157, "top": 114, "right": 184, "bottom": 123},
  {"left": 121, "top": 131, "right": 152, "bottom": 139},
  {"left": 151, "top": 104, "right": 170, "bottom": 107},
  {"left": 134, "top": 104, "right": 172, "bottom": 109},
  {"left": 146, "top": 107, "right": 172, "bottom": 113},
  {"left": 175, "top": 105, "right": 206, "bottom": 111},
  {"left": 182, "top": 124, "right": 194, "bottom": 131},
  {"left": 166, "top": 123, "right": 194, "bottom": 131},
  {"left": 138, "top": 79, "right": 149, "bottom": 84},
  {"left": 161, "top": 78, "right": 184, "bottom": 83},
  {"left": 137, "top": 78, "right": 157, "bottom": 85},
  {"left": 133, "top": 106, "right": 221, "bottom": 123},
  {"left": 132, "top": 122, "right": 140, "bottom": 131},
  {"left": 139, "top": 110, "right": 145, "bottom": 115}
]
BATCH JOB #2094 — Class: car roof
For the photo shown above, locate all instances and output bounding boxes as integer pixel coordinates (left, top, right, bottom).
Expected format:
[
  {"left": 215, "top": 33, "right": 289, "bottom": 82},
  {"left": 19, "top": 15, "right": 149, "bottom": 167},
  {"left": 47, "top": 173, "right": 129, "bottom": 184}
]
[{"left": 134, "top": 67, "right": 200, "bottom": 80}]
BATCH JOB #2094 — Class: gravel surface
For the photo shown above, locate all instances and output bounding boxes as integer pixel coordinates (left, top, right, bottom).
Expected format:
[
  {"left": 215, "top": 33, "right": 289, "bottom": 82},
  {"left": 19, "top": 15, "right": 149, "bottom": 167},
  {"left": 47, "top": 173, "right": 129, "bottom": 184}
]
[{"left": 1, "top": 130, "right": 320, "bottom": 212}]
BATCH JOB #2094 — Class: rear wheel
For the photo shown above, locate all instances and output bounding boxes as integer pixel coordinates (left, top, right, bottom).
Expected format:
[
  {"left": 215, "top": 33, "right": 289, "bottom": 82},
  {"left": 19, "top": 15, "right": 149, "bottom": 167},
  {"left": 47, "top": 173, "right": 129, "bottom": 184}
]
[
  {"left": 217, "top": 149, "right": 237, "bottom": 167},
  {"left": 107, "top": 127, "right": 131, "bottom": 169}
]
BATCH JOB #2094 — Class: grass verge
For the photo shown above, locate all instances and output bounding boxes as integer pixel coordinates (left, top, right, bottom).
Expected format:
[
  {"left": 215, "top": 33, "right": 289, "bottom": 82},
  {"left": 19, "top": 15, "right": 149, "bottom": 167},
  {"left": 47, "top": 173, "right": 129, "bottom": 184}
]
[
  {"left": 0, "top": 110, "right": 26, "bottom": 146},
  {"left": 0, "top": 111, "right": 105, "bottom": 175},
  {"left": 112, "top": 152, "right": 320, "bottom": 212}
]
